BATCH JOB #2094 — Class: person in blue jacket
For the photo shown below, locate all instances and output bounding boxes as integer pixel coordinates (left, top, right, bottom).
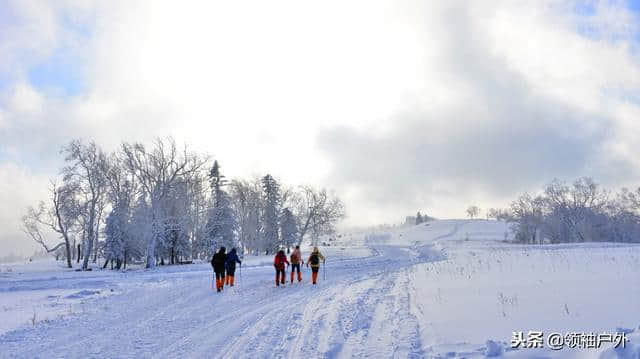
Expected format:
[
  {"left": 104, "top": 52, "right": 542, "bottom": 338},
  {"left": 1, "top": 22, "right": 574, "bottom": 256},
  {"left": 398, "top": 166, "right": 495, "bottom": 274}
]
[{"left": 225, "top": 248, "right": 242, "bottom": 287}]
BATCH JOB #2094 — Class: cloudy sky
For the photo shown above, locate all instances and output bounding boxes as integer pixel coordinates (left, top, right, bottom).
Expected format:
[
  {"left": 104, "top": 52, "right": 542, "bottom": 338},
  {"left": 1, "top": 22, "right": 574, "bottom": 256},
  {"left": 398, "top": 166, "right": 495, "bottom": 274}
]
[{"left": 1, "top": 0, "right": 640, "bottom": 256}]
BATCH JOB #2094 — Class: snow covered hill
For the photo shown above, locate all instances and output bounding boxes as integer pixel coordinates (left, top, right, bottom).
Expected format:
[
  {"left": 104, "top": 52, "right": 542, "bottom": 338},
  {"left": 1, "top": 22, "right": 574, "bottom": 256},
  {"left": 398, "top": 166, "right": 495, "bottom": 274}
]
[{"left": 1, "top": 219, "right": 639, "bottom": 358}]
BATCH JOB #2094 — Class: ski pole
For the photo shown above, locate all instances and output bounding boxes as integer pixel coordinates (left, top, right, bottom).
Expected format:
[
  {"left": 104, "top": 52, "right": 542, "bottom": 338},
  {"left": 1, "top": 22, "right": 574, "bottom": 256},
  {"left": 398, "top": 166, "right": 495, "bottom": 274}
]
[{"left": 323, "top": 260, "right": 326, "bottom": 281}]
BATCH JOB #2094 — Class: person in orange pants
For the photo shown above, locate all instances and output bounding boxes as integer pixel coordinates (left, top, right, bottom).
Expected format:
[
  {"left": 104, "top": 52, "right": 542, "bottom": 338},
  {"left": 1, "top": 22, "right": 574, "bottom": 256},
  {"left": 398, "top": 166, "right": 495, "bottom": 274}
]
[
  {"left": 225, "top": 248, "right": 242, "bottom": 287},
  {"left": 274, "top": 250, "right": 289, "bottom": 286},
  {"left": 210, "top": 247, "right": 227, "bottom": 292},
  {"left": 306, "top": 247, "right": 325, "bottom": 285},
  {"left": 289, "top": 245, "right": 304, "bottom": 283}
]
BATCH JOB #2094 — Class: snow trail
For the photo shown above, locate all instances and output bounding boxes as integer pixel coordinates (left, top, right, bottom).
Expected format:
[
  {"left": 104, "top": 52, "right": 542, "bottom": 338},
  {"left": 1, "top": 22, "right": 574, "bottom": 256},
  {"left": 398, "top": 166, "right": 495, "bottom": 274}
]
[{"left": 0, "top": 235, "right": 445, "bottom": 358}]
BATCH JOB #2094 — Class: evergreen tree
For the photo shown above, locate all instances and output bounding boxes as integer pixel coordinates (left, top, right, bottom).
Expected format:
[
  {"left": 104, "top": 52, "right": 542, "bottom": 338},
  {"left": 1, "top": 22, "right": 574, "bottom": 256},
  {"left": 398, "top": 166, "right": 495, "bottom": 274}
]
[
  {"left": 205, "top": 161, "right": 237, "bottom": 253},
  {"left": 280, "top": 207, "right": 298, "bottom": 251},
  {"left": 104, "top": 180, "right": 134, "bottom": 270},
  {"left": 127, "top": 196, "right": 150, "bottom": 266},
  {"left": 104, "top": 203, "right": 127, "bottom": 269},
  {"left": 262, "top": 174, "right": 280, "bottom": 254}
]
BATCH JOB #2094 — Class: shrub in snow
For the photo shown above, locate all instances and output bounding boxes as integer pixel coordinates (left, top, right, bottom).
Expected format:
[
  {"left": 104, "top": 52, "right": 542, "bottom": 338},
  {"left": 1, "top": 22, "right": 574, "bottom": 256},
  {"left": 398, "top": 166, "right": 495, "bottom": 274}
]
[
  {"left": 484, "top": 340, "right": 503, "bottom": 357},
  {"left": 507, "top": 177, "right": 640, "bottom": 245}
]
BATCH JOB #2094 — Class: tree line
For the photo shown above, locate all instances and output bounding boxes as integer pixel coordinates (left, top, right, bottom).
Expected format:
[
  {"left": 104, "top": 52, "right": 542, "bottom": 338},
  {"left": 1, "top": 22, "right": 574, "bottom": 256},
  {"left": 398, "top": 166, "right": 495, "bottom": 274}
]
[
  {"left": 494, "top": 177, "right": 640, "bottom": 244},
  {"left": 22, "top": 138, "right": 345, "bottom": 270}
]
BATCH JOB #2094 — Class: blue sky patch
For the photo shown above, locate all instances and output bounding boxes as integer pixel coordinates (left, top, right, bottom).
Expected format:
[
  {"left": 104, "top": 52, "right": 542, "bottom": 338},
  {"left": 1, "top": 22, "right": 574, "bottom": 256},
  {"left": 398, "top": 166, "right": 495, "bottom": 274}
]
[{"left": 28, "top": 58, "right": 85, "bottom": 96}]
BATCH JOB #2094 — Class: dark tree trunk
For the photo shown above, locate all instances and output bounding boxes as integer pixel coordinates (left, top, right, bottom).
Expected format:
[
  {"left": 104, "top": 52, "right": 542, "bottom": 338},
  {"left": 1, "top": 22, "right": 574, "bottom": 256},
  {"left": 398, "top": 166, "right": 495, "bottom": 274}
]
[{"left": 64, "top": 240, "right": 72, "bottom": 268}]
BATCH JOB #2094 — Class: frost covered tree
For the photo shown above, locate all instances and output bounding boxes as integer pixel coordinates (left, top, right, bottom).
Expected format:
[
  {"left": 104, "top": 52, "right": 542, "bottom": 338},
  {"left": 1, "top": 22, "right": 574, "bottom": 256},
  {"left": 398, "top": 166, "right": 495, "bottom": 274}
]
[
  {"left": 126, "top": 196, "right": 151, "bottom": 265},
  {"left": 24, "top": 136, "right": 349, "bottom": 264},
  {"left": 506, "top": 177, "right": 640, "bottom": 245},
  {"left": 605, "top": 189, "right": 640, "bottom": 243},
  {"left": 466, "top": 206, "right": 480, "bottom": 219},
  {"left": 22, "top": 182, "right": 79, "bottom": 268},
  {"left": 103, "top": 156, "right": 135, "bottom": 269},
  {"left": 62, "top": 140, "right": 109, "bottom": 271},
  {"left": 182, "top": 171, "right": 208, "bottom": 259},
  {"left": 262, "top": 174, "right": 280, "bottom": 254},
  {"left": 280, "top": 208, "right": 298, "bottom": 251},
  {"left": 509, "top": 194, "right": 545, "bottom": 244},
  {"left": 293, "top": 186, "right": 345, "bottom": 246},
  {"left": 416, "top": 211, "right": 423, "bottom": 225},
  {"left": 161, "top": 179, "right": 194, "bottom": 264},
  {"left": 543, "top": 178, "right": 608, "bottom": 243},
  {"left": 229, "top": 178, "right": 263, "bottom": 254},
  {"left": 121, "top": 137, "right": 208, "bottom": 268},
  {"left": 104, "top": 202, "right": 127, "bottom": 269},
  {"left": 204, "top": 161, "right": 237, "bottom": 255}
]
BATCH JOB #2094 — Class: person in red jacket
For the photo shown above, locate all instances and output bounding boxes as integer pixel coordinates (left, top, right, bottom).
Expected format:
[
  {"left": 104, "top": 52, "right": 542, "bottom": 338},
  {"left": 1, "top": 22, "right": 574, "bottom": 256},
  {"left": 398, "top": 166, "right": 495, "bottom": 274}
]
[{"left": 274, "top": 250, "right": 289, "bottom": 286}]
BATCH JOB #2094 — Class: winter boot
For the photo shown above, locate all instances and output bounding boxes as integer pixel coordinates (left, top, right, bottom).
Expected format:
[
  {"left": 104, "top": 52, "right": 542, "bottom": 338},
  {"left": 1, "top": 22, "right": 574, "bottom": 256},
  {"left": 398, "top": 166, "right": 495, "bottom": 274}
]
[
  {"left": 229, "top": 275, "right": 235, "bottom": 287},
  {"left": 290, "top": 272, "right": 294, "bottom": 283},
  {"left": 297, "top": 271, "right": 302, "bottom": 282},
  {"left": 312, "top": 271, "right": 318, "bottom": 284}
]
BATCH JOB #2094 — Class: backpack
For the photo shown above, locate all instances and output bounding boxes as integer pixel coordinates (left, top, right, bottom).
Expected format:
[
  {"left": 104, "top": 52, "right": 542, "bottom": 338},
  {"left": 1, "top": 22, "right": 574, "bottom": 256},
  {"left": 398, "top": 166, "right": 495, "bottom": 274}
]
[
  {"left": 310, "top": 253, "right": 319, "bottom": 266},
  {"left": 274, "top": 253, "right": 285, "bottom": 268}
]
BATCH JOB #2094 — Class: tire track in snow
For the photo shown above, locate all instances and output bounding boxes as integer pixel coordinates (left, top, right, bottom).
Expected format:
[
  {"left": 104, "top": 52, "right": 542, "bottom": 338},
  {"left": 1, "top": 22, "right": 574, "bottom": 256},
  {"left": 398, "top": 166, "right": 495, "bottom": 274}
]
[{"left": 283, "top": 263, "right": 425, "bottom": 358}]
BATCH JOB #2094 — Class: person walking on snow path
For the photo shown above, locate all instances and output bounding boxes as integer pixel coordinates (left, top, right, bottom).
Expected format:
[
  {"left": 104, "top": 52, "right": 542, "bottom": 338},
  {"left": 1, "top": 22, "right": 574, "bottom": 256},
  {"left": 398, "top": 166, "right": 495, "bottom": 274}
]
[
  {"left": 306, "top": 247, "right": 325, "bottom": 285},
  {"left": 274, "top": 250, "right": 289, "bottom": 287},
  {"left": 211, "top": 247, "right": 227, "bottom": 292},
  {"left": 289, "top": 245, "right": 304, "bottom": 283},
  {"left": 225, "top": 248, "right": 242, "bottom": 287}
]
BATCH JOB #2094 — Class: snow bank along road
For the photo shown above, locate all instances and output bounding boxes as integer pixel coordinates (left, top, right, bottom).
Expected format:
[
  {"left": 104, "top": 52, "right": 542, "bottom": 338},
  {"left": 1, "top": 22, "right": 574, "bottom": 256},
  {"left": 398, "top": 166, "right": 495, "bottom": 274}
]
[{"left": 2, "top": 219, "right": 640, "bottom": 358}]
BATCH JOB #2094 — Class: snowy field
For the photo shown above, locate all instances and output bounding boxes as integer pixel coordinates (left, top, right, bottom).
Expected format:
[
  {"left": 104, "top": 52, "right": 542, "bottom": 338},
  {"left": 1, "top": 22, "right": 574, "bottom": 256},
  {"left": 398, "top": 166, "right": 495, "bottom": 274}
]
[{"left": 1, "top": 220, "right": 639, "bottom": 358}]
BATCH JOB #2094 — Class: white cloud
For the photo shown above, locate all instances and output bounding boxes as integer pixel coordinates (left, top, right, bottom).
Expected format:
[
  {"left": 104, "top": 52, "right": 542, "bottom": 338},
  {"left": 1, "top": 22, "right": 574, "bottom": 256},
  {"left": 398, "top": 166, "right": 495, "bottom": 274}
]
[
  {"left": 7, "top": 83, "right": 44, "bottom": 115},
  {"left": 0, "top": 0, "right": 58, "bottom": 78},
  {"left": 318, "top": 1, "right": 640, "bottom": 225},
  {"left": 0, "top": 0, "right": 640, "bottom": 238}
]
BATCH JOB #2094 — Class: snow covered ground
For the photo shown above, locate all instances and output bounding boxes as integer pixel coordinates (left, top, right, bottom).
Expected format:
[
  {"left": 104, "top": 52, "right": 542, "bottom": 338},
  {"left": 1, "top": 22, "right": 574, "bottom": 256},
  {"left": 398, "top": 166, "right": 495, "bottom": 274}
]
[{"left": 1, "top": 219, "right": 639, "bottom": 358}]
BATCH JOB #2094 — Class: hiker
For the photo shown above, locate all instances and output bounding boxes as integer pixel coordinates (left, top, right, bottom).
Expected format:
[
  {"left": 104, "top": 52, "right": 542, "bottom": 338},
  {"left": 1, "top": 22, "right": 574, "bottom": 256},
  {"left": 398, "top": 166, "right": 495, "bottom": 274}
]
[
  {"left": 274, "top": 250, "right": 289, "bottom": 286},
  {"left": 225, "top": 248, "right": 242, "bottom": 287},
  {"left": 306, "top": 246, "right": 325, "bottom": 285},
  {"left": 290, "top": 245, "right": 304, "bottom": 283},
  {"left": 211, "top": 247, "right": 227, "bottom": 292}
]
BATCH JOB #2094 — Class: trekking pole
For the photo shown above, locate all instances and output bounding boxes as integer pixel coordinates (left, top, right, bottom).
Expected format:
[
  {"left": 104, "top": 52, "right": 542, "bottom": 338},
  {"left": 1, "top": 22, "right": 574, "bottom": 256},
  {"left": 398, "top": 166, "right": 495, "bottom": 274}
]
[
  {"left": 240, "top": 262, "right": 242, "bottom": 287},
  {"left": 323, "top": 260, "right": 326, "bottom": 281}
]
